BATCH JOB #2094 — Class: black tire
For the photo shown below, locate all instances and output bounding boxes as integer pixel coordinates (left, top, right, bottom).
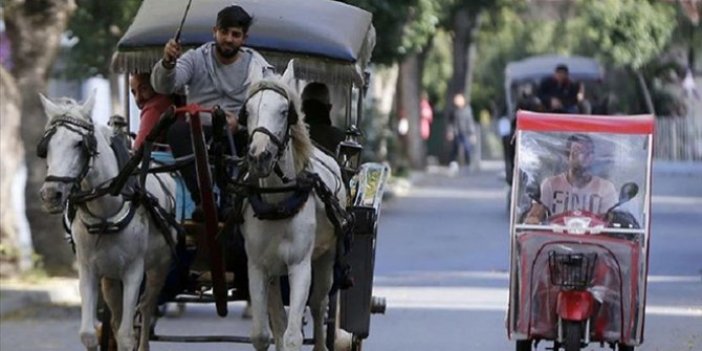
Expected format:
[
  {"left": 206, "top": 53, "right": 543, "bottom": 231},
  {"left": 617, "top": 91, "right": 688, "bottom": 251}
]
[
  {"left": 352, "top": 336, "right": 363, "bottom": 351},
  {"left": 516, "top": 339, "right": 532, "bottom": 351},
  {"left": 619, "top": 344, "right": 635, "bottom": 351},
  {"left": 563, "top": 321, "right": 583, "bottom": 351}
]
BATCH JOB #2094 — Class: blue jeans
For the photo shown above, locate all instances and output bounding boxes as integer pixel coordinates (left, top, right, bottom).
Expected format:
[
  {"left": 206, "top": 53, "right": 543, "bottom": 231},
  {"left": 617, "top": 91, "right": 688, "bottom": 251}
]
[{"left": 450, "top": 133, "right": 473, "bottom": 165}]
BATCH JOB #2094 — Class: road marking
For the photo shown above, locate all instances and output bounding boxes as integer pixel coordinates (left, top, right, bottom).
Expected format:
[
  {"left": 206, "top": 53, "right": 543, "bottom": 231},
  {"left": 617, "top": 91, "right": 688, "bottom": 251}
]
[
  {"left": 402, "top": 188, "right": 504, "bottom": 199},
  {"left": 401, "top": 188, "right": 702, "bottom": 207},
  {"left": 373, "top": 286, "right": 702, "bottom": 317},
  {"left": 651, "top": 195, "right": 702, "bottom": 206},
  {"left": 375, "top": 271, "right": 701, "bottom": 284}
]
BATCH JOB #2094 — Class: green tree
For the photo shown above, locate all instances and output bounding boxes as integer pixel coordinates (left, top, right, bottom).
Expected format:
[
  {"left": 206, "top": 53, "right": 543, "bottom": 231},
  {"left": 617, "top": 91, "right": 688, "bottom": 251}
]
[
  {"left": 341, "top": 0, "right": 447, "bottom": 168},
  {"left": 574, "top": 0, "right": 677, "bottom": 113},
  {"left": 4, "top": 0, "right": 77, "bottom": 275},
  {"left": 340, "top": 0, "right": 444, "bottom": 65},
  {"left": 66, "top": 0, "right": 141, "bottom": 77},
  {"left": 65, "top": 0, "right": 141, "bottom": 113}
]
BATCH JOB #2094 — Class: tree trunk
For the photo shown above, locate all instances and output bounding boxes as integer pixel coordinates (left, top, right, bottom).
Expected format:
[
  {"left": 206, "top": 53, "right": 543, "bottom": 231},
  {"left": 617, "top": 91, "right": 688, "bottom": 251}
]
[
  {"left": 443, "top": 8, "right": 481, "bottom": 162},
  {"left": 0, "top": 67, "right": 33, "bottom": 277},
  {"left": 399, "top": 54, "right": 425, "bottom": 169},
  {"left": 5, "top": 0, "right": 78, "bottom": 275},
  {"left": 369, "top": 65, "right": 399, "bottom": 162},
  {"left": 636, "top": 70, "right": 656, "bottom": 115}
]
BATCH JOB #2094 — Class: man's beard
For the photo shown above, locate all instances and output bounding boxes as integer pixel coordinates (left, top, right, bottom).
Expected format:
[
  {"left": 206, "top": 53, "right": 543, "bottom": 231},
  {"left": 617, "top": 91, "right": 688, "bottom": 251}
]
[{"left": 216, "top": 43, "right": 238, "bottom": 59}]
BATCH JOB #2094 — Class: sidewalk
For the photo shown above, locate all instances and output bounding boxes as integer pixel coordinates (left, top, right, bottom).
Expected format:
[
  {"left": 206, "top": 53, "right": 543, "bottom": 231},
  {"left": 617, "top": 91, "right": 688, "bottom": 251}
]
[{"left": 0, "top": 278, "right": 80, "bottom": 318}]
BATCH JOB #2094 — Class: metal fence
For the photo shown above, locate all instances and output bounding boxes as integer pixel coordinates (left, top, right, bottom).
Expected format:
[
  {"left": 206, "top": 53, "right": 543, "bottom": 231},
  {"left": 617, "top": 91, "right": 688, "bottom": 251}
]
[{"left": 654, "top": 117, "right": 702, "bottom": 161}]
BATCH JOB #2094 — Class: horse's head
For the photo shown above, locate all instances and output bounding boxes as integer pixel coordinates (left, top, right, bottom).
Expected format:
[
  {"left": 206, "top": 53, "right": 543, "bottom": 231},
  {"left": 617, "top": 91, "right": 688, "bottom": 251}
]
[
  {"left": 37, "top": 92, "right": 98, "bottom": 213},
  {"left": 242, "top": 75, "right": 301, "bottom": 178}
]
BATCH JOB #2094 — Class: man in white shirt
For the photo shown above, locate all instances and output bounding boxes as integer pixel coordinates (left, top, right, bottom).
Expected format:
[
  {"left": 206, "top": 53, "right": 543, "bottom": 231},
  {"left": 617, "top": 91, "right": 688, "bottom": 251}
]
[{"left": 525, "top": 134, "right": 617, "bottom": 224}]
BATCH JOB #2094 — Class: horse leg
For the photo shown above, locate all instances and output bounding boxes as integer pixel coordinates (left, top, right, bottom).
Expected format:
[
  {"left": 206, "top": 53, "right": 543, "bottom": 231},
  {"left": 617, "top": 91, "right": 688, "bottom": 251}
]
[
  {"left": 310, "top": 250, "right": 335, "bottom": 351},
  {"left": 268, "top": 278, "right": 287, "bottom": 351},
  {"left": 137, "top": 256, "right": 171, "bottom": 351},
  {"left": 284, "top": 258, "right": 312, "bottom": 351},
  {"left": 116, "top": 261, "right": 145, "bottom": 351},
  {"left": 249, "top": 263, "right": 271, "bottom": 351},
  {"left": 101, "top": 278, "right": 123, "bottom": 341},
  {"left": 78, "top": 267, "right": 100, "bottom": 351}
]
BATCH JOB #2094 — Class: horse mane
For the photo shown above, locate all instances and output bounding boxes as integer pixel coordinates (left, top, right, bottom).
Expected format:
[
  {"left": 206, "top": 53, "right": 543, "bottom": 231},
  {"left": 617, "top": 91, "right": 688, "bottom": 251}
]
[
  {"left": 247, "top": 78, "right": 313, "bottom": 173},
  {"left": 44, "top": 97, "right": 92, "bottom": 126}
]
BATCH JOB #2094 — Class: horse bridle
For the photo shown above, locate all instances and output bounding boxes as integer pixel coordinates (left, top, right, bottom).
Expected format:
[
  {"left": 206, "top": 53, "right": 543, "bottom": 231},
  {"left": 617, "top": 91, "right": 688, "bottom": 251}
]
[
  {"left": 37, "top": 115, "right": 98, "bottom": 186},
  {"left": 238, "top": 84, "right": 299, "bottom": 161}
]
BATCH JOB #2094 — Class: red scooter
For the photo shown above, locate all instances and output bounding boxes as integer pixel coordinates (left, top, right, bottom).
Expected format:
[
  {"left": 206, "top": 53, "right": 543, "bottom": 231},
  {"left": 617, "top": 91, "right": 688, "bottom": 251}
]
[{"left": 507, "top": 111, "right": 654, "bottom": 351}]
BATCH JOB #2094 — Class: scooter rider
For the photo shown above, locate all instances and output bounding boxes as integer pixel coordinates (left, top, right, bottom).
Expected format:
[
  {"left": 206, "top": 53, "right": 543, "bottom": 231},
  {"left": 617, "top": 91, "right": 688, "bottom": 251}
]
[{"left": 524, "top": 134, "right": 617, "bottom": 224}]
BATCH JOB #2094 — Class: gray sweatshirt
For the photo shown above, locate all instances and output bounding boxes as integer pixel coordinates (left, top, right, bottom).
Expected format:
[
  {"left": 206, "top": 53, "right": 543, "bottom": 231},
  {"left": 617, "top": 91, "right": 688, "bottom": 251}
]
[{"left": 151, "top": 42, "right": 274, "bottom": 123}]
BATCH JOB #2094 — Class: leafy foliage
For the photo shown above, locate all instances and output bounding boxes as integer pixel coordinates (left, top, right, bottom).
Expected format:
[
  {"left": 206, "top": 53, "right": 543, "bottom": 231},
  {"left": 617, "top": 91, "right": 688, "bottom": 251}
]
[
  {"left": 574, "top": 0, "right": 676, "bottom": 70},
  {"left": 64, "top": 0, "right": 141, "bottom": 78},
  {"left": 340, "top": 0, "right": 445, "bottom": 64},
  {"left": 422, "top": 29, "right": 452, "bottom": 107}
]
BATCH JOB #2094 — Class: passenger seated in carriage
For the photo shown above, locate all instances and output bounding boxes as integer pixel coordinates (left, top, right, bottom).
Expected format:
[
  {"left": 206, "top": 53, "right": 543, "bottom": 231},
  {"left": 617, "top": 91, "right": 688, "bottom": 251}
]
[
  {"left": 129, "top": 73, "right": 173, "bottom": 150},
  {"left": 301, "top": 82, "right": 346, "bottom": 155},
  {"left": 537, "top": 64, "right": 580, "bottom": 114},
  {"left": 151, "top": 5, "right": 275, "bottom": 215}
]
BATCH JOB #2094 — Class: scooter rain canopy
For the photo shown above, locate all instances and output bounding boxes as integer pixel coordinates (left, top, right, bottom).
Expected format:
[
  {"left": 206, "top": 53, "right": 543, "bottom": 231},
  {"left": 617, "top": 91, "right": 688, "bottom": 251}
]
[
  {"left": 112, "top": 0, "right": 375, "bottom": 86},
  {"left": 507, "top": 111, "right": 654, "bottom": 347}
]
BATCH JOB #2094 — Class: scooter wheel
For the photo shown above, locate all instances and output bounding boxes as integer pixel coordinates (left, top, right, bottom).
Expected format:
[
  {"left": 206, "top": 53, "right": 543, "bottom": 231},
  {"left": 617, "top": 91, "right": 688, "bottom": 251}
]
[
  {"left": 563, "top": 321, "right": 583, "bottom": 351},
  {"left": 516, "top": 339, "right": 532, "bottom": 351}
]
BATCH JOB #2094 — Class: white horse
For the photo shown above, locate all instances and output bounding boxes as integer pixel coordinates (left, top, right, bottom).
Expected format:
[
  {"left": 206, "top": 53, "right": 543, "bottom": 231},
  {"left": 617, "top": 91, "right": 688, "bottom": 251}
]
[
  {"left": 242, "top": 68, "right": 347, "bottom": 351},
  {"left": 38, "top": 93, "right": 175, "bottom": 351}
]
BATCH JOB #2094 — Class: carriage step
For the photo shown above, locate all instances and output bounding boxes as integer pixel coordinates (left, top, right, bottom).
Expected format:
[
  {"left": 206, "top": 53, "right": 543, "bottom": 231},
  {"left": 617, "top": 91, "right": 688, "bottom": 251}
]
[
  {"left": 151, "top": 334, "right": 315, "bottom": 344},
  {"left": 172, "top": 292, "right": 244, "bottom": 304}
]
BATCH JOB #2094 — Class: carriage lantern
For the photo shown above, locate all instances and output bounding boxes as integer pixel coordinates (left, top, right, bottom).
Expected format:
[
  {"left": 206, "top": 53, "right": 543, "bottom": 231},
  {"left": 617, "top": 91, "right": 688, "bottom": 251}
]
[{"left": 337, "top": 125, "right": 363, "bottom": 177}]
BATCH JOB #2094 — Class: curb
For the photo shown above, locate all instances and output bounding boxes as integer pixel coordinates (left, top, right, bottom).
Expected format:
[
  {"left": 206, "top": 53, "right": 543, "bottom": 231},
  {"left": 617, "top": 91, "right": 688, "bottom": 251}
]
[{"left": 0, "top": 278, "right": 80, "bottom": 318}]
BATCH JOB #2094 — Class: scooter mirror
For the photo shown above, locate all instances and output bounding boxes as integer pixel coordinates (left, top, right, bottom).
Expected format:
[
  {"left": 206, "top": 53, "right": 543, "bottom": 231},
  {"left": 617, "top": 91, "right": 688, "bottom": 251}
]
[
  {"left": 619, "top": 182, "right": 638, "bottom": 203},
  {"left": 526, "top": 181, "right": 541, "bottom": 204}
]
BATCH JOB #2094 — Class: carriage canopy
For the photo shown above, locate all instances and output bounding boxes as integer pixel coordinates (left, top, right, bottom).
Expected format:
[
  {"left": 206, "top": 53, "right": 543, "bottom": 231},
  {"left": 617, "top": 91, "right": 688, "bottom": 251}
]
[{"left": 112, "top": 0, "right": 375, "bottom": 87}]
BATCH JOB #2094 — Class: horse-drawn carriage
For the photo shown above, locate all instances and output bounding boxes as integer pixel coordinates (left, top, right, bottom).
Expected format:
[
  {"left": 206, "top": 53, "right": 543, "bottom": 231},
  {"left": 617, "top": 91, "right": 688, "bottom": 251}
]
[{"left": 38, "top": 0, "right": 388, "bottom": 350}]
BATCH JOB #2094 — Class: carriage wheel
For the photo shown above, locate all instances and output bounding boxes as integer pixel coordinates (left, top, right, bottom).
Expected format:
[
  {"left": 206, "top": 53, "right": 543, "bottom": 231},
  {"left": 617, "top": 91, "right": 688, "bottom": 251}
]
[
  {"left": 351, "top": 336, "right": 363, "bottom": 351},
  {"left": 325, "top": 292, "right": 338, "bottom": 350},
  {"left": 97, "top": 291, "right": 117, "bottom": 351}
]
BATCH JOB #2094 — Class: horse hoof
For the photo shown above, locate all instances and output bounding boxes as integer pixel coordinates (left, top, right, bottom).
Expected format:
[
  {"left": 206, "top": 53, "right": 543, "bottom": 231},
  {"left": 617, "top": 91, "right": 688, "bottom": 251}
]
[{"left": 80, "top": 332, "right": 99, "bottom": 349}]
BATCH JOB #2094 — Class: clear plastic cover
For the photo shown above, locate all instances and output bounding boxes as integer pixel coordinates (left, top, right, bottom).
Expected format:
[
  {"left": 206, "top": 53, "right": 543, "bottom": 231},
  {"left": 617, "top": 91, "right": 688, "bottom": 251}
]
[{"left": 508, "top": 130, "right": 651, "bottom": 345}]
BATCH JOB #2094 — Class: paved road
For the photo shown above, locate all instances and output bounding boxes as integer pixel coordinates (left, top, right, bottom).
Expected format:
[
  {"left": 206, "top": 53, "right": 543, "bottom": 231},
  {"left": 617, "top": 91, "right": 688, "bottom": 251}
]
[{"left": 1, "top": 165, "right": 700, "bottom": 350}]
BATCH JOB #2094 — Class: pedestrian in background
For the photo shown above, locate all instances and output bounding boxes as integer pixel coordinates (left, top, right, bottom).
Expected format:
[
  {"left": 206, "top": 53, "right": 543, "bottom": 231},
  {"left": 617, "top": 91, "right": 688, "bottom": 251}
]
[{"left": 448, "top": 93, "right": 476, "bottom": 172}]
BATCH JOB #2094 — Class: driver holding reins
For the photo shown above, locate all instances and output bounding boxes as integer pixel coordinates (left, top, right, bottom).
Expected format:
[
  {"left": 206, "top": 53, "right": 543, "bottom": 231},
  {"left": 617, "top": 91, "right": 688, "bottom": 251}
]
[
  {"left": 151, "top": 5, "right": 275, "bottom": 214},
  {"left": 524, "top": 134, "right": 617, "bottom": 224}
]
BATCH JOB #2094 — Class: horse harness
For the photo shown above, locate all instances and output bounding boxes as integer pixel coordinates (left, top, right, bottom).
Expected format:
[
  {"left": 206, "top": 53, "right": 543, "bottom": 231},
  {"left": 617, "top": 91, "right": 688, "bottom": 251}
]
[
  {"left": 238, "top": 83, "right": 298, "bottom": 164},
  {"left": 38, "top": 117, "right": 178, "bottom": 254},
  {"left": 37, "top": 115, "right": 98, "bottom": 184}
]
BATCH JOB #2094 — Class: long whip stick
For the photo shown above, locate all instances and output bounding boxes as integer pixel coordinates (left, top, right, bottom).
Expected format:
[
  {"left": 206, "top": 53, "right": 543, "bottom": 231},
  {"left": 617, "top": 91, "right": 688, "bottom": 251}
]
[{"left": 174, "top": 0, "right": 193, "bottom": 42}]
